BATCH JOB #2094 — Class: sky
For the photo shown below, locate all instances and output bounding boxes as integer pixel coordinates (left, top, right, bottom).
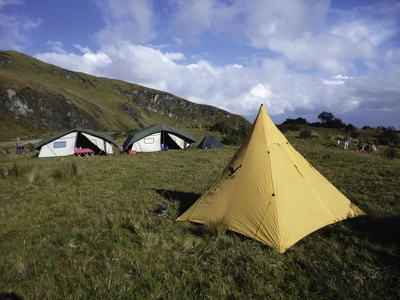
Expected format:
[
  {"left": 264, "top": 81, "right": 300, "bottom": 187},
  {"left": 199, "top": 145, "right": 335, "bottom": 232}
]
[{"left": 1, "top": 0, "right": 400, "bottom": 128}]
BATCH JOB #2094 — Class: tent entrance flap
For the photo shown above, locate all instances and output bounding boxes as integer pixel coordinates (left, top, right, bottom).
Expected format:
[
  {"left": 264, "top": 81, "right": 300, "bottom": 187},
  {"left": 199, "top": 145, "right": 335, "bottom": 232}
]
[
  {"left": 76, "top": 132, "right": 102, "bottom": 154},
  {"left": 163, "top": 133, "right": 183, "bottom": 149}
]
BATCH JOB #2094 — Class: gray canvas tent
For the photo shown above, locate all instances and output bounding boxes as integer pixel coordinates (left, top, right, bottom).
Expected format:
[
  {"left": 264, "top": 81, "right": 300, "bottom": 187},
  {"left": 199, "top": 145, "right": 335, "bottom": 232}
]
[
  {"left": 197, "top": 135, "right": 223, "bottom": 149},
  {"left": 32, "top": 127, "right": 118, "bottom": 158},
  {"left": 123, "top": 124, "right": 196, "bottom": 152}
]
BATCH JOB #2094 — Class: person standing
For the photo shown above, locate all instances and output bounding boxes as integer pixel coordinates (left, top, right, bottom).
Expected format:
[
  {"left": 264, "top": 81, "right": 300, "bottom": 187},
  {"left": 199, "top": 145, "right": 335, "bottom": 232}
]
[
  {"left": 16, "top": 138, "right": 23, "bottom": 154},
  {"left": 344, "top": 136, "right": 350, "bottom": 150}
]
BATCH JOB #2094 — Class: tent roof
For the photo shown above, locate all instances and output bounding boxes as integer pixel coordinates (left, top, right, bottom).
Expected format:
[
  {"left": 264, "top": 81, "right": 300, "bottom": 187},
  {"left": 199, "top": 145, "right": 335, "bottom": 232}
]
[
  {"left": 123, "top": 124, "right": 196, "bottom": 149},
  {"left": 177, "top": 104, "right": 365, "bottom": 253},
  {"left": 33, "top": 127, "right": 118, "bottom": 151}
]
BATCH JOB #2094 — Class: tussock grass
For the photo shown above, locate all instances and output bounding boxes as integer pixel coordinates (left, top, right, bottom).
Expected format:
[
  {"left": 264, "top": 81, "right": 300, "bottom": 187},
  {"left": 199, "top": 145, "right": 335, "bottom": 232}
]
[
  {"left": 0, "top": 135, "right": 399, "bottom": 299},
  {"left": 203, "top": 219, "right": 228, "bottom": 237},
  {"left": 51, "top": 161, "right": 80, "bottom": 180}
]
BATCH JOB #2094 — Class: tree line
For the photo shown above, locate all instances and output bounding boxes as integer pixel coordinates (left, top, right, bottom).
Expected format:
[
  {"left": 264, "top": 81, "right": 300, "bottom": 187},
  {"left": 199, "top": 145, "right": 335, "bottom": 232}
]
[
  {"left": 279, "top": 111, "right": 399, "bottom": 145},
  {"left": 209, "top": 111, "right": 399, "bottom": 147}
]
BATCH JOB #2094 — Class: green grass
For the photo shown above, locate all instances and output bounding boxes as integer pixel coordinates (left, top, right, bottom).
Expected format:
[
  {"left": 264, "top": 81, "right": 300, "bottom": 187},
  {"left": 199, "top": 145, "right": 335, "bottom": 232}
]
[{"left": 0, "top": 134, "right": 399, "bottom": 299}]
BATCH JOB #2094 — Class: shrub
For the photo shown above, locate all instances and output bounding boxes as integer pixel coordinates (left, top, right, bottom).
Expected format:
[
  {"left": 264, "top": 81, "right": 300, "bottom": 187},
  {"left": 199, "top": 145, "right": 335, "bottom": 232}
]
[
  {"left": 278, "top": 124, "right": 300, "bottom": 133},
  {"left": 377, "top": 127, "right": 399, "bottom": 145},
  {"left": 384, "top": 148, "right": 398, "bottom": 159},
  {"left": 299, "top": 130, "right": 312, "bottom": 139},
  {"left": 350, "top": 131, "right": 360, "bottom": 139},
  {"left": 213, "top": 121, "right": 251, "bottom": 146}
]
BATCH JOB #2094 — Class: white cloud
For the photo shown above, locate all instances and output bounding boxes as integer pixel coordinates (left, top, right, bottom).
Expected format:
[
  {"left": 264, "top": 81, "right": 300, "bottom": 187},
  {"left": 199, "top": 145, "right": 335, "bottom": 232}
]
[
  {"left": 0, "top": 0, "right": 23, "bottom": 10},
  {"left": 164, "top": 52, "right": 185, "bottom": 61},
  {"left": 73, "top": 45, "right": 94, "bottom": 54},
  {"left": 321, "top": 74, "right": 352, "bottom": 85},
  {"left": 322, "top": 79, "right": 345, "bottom": 86},
  {"left": 94, "top": 0, "right": 155, "bottom": 45},
  {"left": 0, "top": 0, "right": 42, "bottom": 51},
  {"left": 45, "top": 41, "right": 67, "bottom": 55}
]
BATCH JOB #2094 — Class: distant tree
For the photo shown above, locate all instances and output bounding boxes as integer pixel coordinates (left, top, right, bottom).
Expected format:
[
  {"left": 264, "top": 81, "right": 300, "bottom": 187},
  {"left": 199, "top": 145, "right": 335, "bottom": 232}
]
[
  {"left": 283, "top": 117, "right": 307, "bottom": 125},
  {"left": 329, "top": 118, "right": 345, "bottom": 129},
  {"left": 309, "top": 122, "right": 322, "bottom": 127},
  {"left": 345, "top": 124, "right": 357, "bottom": 132},
  {"left": 318, "top": 111, "right": 334, "bottom": 123},
  {"left": 278, "top": 124, "right": 301, "bottom": 132},
  {"left": 317, "top": 111, "right": 345, "bottom": 129}
]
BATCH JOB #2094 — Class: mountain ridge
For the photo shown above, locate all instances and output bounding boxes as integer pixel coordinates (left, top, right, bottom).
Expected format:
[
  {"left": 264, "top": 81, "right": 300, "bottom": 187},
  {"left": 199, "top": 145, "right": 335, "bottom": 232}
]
[{"left": 0, "top": 50, "right": 249, "bottom": 141}]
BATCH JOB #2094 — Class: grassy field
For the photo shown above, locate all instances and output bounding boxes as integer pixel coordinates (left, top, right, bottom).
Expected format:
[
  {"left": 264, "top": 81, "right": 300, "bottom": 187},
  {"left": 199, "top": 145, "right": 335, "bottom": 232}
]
[{"left": 0, "top": 130, "right": 399, "bottom": 299}]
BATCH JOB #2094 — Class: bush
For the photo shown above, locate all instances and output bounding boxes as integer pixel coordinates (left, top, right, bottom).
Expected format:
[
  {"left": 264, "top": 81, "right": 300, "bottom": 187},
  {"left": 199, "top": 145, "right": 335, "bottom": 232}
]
[
  {"left": 278, "top": 124, "right": 301, "bottom": 133},
  {"left": 377, "top": 127, "right": 399, "bottom": 145},
  {"left": 299, "top": 130, "right": 312, "bottom": 139},
  {"left": 212, "top": 121, "right": 251, "bottom": 146},
  {"left": 384, "top": 148, "right": 398, "bottom": 159},
  {"left": 350, "top": 131, "right": 360, "bottom": 139}
]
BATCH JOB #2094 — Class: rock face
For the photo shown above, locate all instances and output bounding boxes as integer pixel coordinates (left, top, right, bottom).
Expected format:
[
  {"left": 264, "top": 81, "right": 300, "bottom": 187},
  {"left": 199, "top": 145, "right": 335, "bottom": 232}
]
[
  {"left": 1, "top": 87, "right": 98, "bottom": 130},
  {"left": 114, "top": 85, "right": 234, "bottom": 123},
  {"left": 6, "top": 88, "right": 33, "bottom": 115}
]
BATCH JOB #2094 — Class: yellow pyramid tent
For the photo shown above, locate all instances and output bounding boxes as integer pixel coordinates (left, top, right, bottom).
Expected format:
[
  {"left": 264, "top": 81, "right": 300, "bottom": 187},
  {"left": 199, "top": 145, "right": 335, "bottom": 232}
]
[{"left": 177, "top": 104, "right": 365, "bottom": 253}]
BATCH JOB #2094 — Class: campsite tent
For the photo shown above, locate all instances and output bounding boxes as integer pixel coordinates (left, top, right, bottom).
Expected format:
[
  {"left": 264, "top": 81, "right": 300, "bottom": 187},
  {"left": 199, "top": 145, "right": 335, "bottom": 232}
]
[
  {"left": 33, "top": 127, "right": 118, "bottom": 158},
  {"left": 177, "top": 104, "right": 365, "bottom": 253},
  {"left": 197, "top": 135, "right": 223, "bottom": 149},
  {"left": 123, "top": 124, "right": 196, "bottom": 152}
]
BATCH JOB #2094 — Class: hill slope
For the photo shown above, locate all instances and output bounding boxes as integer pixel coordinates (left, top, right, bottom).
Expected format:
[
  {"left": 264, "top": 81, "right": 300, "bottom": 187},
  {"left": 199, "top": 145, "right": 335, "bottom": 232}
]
[{"left": 0, "top": 51, "right": 249, "bottom": 141}]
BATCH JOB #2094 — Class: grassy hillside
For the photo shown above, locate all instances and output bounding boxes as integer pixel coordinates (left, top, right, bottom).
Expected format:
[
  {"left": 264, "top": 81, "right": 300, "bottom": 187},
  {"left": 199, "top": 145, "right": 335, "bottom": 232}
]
[
  {"left": 0, "top": 51, "right": 249, "bottom": 142},
  {"left": 0, "top": 129, "right": 399, "bottom": 299}
]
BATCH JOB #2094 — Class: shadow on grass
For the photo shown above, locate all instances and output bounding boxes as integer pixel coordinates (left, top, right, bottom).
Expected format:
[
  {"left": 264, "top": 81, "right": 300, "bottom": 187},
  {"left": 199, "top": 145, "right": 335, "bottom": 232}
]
[
  {"left": 0, "top": 292, "right": 23, "bottom": 300},
  {"left": 154, "top": 189, "right": 201, "bottom": 215},
  {"left": 324, "top": 215, "right": 400, "bottom": 270},
  {"left": 157, "top": 189, "right": 400, "bottom": 268},
  {"left": 352, "top": 215, "right": 399, "bottom": 258}
]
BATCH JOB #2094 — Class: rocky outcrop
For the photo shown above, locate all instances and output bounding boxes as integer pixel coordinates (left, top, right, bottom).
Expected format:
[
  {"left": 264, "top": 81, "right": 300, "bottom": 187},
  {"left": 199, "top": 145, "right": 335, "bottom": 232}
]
[
  {"left": 5, "top": 88, "right": 33, "bottom": 115},
  {"left": 113, "top": 85, "right": 236, "bottom": 124},
  {"left": 0, "top": 87, "right": 98, "bottom": 130},
  {"left": 120, "top": 103, "right": 142, "bottom": 120}
]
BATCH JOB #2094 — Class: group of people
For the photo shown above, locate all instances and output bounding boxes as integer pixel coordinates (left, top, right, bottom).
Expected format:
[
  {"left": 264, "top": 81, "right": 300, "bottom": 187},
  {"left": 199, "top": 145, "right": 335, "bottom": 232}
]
[{"left": 337, "top": 136, "right": 376, "bottom": 152}]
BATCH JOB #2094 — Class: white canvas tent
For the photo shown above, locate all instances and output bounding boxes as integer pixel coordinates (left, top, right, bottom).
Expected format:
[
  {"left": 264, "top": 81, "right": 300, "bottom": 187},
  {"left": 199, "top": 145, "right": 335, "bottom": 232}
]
[
  {"left": 33, "top": 128, "right": 117, "bottom": 158},
  {"left": 123, "top": 124, "right": 196, "bottom": 153}
]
